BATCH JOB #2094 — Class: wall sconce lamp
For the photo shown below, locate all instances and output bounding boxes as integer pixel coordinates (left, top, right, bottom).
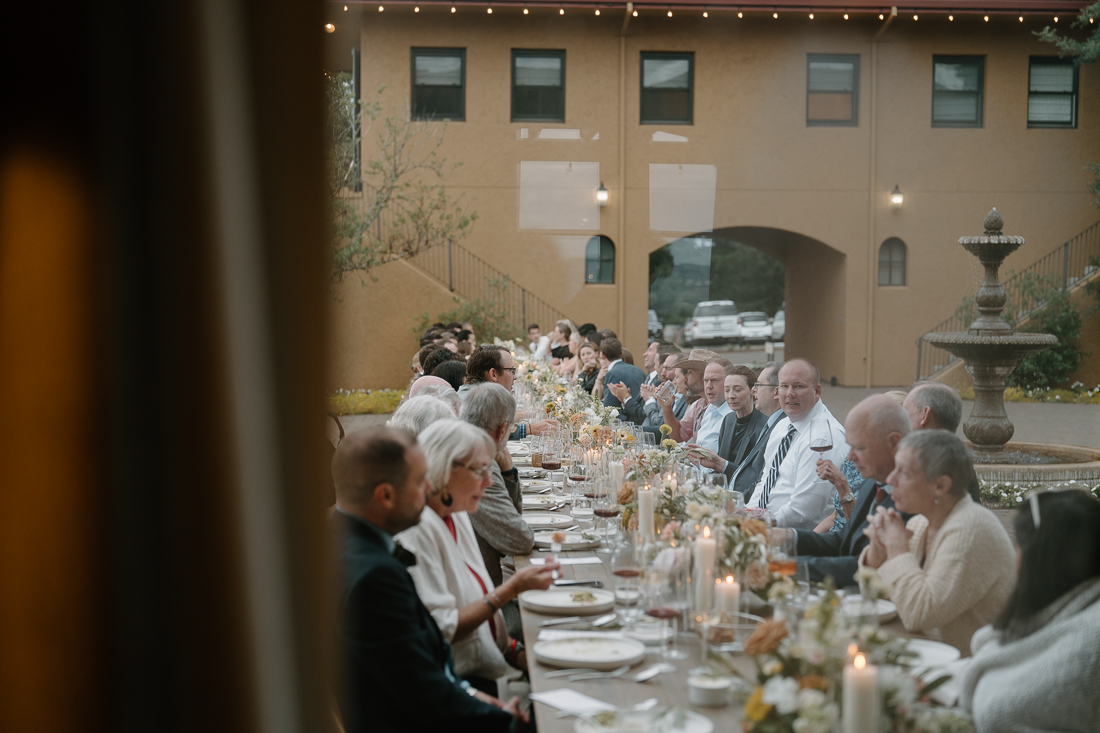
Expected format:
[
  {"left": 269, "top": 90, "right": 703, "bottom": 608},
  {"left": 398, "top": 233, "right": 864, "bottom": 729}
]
[
  {"left": 890, "top": 184, "right": 904, "bottom": 209},
  {"left": 597, "top": 182, "right": 609, "bottom": 207}
]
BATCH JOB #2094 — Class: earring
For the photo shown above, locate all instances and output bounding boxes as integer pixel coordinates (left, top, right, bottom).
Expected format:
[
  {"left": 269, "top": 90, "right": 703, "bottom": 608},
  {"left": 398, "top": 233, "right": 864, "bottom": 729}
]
[
  {"left": 441, "top": 491, "right": 453, "bottom": 507},
  {"left": 934, "top": 498, "right": 939, "bottom": 505}
]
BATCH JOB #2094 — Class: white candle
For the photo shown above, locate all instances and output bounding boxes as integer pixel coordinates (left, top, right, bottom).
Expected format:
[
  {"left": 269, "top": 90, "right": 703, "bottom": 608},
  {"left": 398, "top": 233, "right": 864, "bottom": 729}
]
[
  {"left": 694, "top": 526, "right": 717, "bottom": 611},
  {"left": 716, "top": 575, "right": 740, "bottom": 614},
  {"left": 609, "top": 461, "right": 624, "bottom": 486},
  {"left": 639, "top": 486, "right": 656, "bottom": 541},
  {"left": 843, "top": 654, "right": 880, "bottom": 733},
  {"left": 671, "top": 475, "right": 678, "bottom": 494},
  {"left": 695, "top": 525, "right": 717, "bottom": 574}
]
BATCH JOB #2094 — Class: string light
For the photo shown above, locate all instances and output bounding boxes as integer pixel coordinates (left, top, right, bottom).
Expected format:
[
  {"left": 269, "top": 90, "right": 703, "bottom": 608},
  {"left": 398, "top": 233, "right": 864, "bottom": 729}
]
[
  {"left": 809, "top": 13, "right": 814, "bottom": 19},
  {"left": 737, "top": 10, "right": 742, "bottom": 17},
  {"left": 773, "top": 11, "right": 778, "bottom": 18},
  {"left": 415, "top": 5, "right": 419, "bottom": 10},
  {"left": 983, "top": 15, "right": 989, "bottom": 21},
  {"left": 595, "top": 8, "right": 599, "bottom": 14},
  {"left": 668, "top": 10, "right": 673, "bottom": 16},
  {"left": 632, "top": 8, "right": 637, "bottom": 15},
  {"left": 523, "top": 7, "right": 528, "bottom": 13},
  {"left": 487, "top": 7, "right": 492, "bottom": 12},
  {"left": 559, "top": 7, "right": 564, "bottom": 14},
  {"left": 913, "top": 14, "right": 917, "bottom": 20},
  {"left": 378, "top": 5, "right": 383, "bottom": 11},
  {"left": 1019, "top": 15, "right": 1023, "bottom": 21},
  {"left": 703, "top": 11, "right": 708, "bottom": 16},
  {"left": 878, "top": 13, "right": 884, "bottom": 19},
  {"left": 451, "top": 5, "right": 456, "bottom": 11},
  {"left": 948, "top": 14, "right": 953, "bottom": 20},
  {"left": 343, "top": 4, "right": 348, "bottom": 9},
  {"left": 843, "top": 13, "right": 848, "bottom": 19},
  {"left": 1053, "top": 16, "right": 1058, "bottom": 22},
  {"left": 324, "top": 22, "right": 336, "bottom": 31}
]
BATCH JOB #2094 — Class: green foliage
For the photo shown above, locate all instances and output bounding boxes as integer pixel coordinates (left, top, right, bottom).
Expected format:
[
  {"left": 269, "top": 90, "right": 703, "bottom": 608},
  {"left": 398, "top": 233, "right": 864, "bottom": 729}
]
[
  {"left": 1008, "top": 287, "right": 1086, "bottom": 390},
  {"left": 1085, "top": 255, "right": 1100, "bottom": 314},
  {"left": 327, "top": 73, "right": 476, "bottom": 283},
  {"left": 649, "top": 247, "right": 675, "bottom": 286},
  {"left": 413, "top": 276, "right": 522, "bottom": 344},
  {"left": 328, "top": 389, "right": 405, "bottom": 415}
]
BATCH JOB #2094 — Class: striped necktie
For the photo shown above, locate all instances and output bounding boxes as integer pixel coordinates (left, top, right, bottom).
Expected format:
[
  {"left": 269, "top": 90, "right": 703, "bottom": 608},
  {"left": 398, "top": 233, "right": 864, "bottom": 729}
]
[{"left": 760, "top": 424, "right": 798, "bottom": 508}]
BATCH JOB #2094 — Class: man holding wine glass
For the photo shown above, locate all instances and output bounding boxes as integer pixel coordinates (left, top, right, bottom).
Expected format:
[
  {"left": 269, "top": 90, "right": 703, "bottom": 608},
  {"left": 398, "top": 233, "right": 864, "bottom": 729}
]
[{"left": 749, "top": 358, "right": 848, "bottom": 530}]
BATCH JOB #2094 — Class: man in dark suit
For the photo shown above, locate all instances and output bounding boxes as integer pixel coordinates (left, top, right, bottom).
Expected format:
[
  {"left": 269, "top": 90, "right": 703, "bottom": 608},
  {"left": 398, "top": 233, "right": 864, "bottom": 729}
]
[
  {"left": 782, "top": 394, "right": 911, "bottom": 588},
  {"left": 725, "top": 362, "right": 785, "bottom": 499},
  {"left": 615, "top": 348, "right": 682, "bottom": 428},
  {"left": 693, "top": 365, "right": 769, "bottom": 480},
  {"left": 599, "top": 337, "right": 647, "bottom": 409},
  {"left": 330, "top": 427, "right": 526, "bottom": 733}
]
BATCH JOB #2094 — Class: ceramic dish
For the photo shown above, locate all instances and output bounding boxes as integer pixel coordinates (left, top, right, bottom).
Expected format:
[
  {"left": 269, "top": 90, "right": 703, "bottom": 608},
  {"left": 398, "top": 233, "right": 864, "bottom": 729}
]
[
  {"left": 521, "top": 480, "right": 555, "bottom": 492},
  {"left": 522, "top": 513, "right": 574, "bottom": 529},
  {"left": 532, "top": 531, "right": 601, "bottom": 551},
  {"left": 908, "top": 639, "right": 961, "bottom": 681},
  {"left": 838, "top": 597, "right": 898, "bottom": 624},
  {"left": 522, "top": 495, "right": 565, "bottom": 509},
  {"left": 521, "top": 588, "right": 616, "bottom": 616},
  {"left": 574, "top": 708, "right": 714, "bottom": 733}
]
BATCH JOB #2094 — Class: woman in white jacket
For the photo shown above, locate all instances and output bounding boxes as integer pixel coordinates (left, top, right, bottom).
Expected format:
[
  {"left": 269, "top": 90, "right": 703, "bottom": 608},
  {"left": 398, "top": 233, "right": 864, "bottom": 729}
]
[
  {"left": 959, "top": 489, "right": 1100, "bottom": 732},
  {"left": 396, "top": 419, "right": 558, "bottom": 697}
]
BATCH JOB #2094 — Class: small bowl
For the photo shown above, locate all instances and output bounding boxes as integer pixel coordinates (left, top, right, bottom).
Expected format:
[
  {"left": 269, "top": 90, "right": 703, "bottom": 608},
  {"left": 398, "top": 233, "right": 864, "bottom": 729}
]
[{"left": 688, "top": 670, "right": 732, "bottom": 707}]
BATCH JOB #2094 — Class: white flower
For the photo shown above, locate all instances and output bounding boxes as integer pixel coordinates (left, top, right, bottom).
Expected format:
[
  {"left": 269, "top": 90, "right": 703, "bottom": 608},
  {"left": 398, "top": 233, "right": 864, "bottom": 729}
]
[
  {"left": 610, "top": 409, "right": 619, "bottom": 418},
  {"left": 762, "top": 676, "right": 800, "bottom": 715},
  {"left": 763, "top": 659, "right": 783, "bottom": 676},
  {"left": 797, "top": 688, "right": 827, "bottom": 712}
]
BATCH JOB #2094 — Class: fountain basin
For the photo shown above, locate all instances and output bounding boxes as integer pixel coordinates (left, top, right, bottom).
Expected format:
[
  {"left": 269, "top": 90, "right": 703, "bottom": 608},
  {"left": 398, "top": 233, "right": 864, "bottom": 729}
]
[{"left": 969, "top": 441, "right": 1100, "bottom": 487}]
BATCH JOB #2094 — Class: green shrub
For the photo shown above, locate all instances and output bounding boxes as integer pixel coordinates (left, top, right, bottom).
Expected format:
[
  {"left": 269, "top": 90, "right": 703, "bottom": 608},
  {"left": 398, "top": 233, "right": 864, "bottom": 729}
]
[
  {"left": 1009, "top": 287, "right": 1085, "bottom": 390},
  {"left": 328, "top": 389, "right": 405, "bottom": 415},
  {"left": 413, "top": 276, "right": 523, "bottom": 344}
]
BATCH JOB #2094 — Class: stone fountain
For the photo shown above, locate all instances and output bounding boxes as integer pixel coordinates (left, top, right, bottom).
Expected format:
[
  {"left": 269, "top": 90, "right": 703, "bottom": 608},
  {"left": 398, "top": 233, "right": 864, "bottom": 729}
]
[{"left": 923, "top": 209, "right": 1100, "bottom": 486}]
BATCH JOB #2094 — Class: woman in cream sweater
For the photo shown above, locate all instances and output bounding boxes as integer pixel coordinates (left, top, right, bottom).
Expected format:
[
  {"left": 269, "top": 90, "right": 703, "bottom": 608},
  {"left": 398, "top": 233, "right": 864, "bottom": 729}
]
[{"left": 860, "top": 431, "right": 1014, "bottom": 655}]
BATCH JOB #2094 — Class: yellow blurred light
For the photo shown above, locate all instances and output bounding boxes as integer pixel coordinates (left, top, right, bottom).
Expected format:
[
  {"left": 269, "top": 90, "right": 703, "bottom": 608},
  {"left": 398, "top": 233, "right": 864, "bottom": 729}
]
[
  {"left": 559, "top": 7, "right": 564, "bottom": 14},
  {"left": 948, "top": 14, "right": 953, "bottom": 20},
  {"left": 983, "top": 14, "right": 988, "bottom": 21},
  {"left": 773, "top": 11, "right": 778, "bottom": 18},
  {"left": 523, "top": 7, "right": 528, "bottom": 13},
  {"left": 737, "top": 11, "right": 742, "bottom": 17},
  {"left": 378, "top": 5, "right": 383, "bottom": 10},
  {"left": 632, "top": 8, "right": 638, "bottom": 15},
  {"left": 487, "top": 7, "right": 492, "bottom": 12},
  {"left": 668, "top": 10, "right": 672, "bottom": 16},
  {"left": 595, "top": 8, "right": 600, "bottom": 14},
  {"left": 913, "top": 14, "right": 917, "bottom": 20},
  {"left": 324, "top": 22, "right": 336, "bottom": 31},
  {"left": 843, "top": 13, "right": 848, "bottom": 19},
  {"left": 809, "top": 13, "right": 814, "bottom": 19},
  {"left": 878, "top": 13, "right": 884, "bottom": 19},
  {"left": 1019, "top": 15, "right": 1023, "bottom": 21},
  {"left": 703, "top": 11, "right": 708, "bottom": 17}
]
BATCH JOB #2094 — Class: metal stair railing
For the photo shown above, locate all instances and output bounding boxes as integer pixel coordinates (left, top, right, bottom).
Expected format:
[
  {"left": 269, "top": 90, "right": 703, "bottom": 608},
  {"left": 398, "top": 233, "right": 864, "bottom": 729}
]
[{"left": 915, "top": 220, "right": 1100, "bottom": 381}]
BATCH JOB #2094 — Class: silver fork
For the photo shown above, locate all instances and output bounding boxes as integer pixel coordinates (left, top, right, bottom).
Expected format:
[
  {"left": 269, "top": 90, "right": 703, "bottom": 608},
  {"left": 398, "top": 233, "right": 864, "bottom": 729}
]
[{"left": 566, "top": 664, "right": 631, "bottom": 682}]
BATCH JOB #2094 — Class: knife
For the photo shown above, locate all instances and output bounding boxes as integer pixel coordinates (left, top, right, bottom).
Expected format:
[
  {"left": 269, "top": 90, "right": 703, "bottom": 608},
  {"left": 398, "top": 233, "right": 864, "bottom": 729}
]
[{"left": 553, "top": 579, "right": 603, "bottom": 588}]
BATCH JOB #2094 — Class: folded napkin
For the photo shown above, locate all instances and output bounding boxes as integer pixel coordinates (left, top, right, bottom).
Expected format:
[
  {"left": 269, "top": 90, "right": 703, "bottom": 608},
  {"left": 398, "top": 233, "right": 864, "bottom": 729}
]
[
  {"left": 537, "top": 629, "right": 624, "bottom": 641},
  {"left": 927, "top": 658, "right": 970, "bottom": 707},
  {"left": 529, "top": 689, "right": 614, "bottom": 714},
  {"left": 529, "top": 556, "right": 603, "bottom": 566}
]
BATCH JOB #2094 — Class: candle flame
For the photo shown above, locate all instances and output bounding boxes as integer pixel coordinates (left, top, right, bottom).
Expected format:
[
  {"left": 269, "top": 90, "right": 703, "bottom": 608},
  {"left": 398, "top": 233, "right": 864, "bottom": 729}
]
[
  {"left": 726, "top": 575, "right": 735, "bottom": 584},
  {"left": 716, "top": 577, "right": 722, "bottom": 585},
  {"left": 703, "top": 526, "right": 711, "bottom": 539},
  {"left": 854, "top": 653, "right": 866, "bottom": 669}
]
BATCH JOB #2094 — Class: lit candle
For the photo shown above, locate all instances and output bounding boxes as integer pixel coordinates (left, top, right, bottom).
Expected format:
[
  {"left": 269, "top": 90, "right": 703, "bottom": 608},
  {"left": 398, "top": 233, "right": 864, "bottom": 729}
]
[
  {"left": 716, "top": 575, "right": 740, "bottom": 614},
  {"left": 842, "top": 653, "right": 879, "bottom": 733},
  {"left": 671, "top": 475, "right": 678, "bottom": 494},
  {"left": 609, "top": 461, "right": 624, "bottom": 486},
  {"left": 639, "top": 485, "right": 656, "bottom": 541},
  {"left": 694, "top": 526, "right": 717, "bottom": 611}
]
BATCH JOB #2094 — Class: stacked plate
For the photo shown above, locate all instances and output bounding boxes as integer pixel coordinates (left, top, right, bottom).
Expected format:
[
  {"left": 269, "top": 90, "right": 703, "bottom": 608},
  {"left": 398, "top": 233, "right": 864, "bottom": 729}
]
[
  {"left": 523, "top": 513, "right": 573, "bottom": 530},
  {"left": 533, "top": 531, "right": 600, "bottom": 551},
  {"left": 522, "top": 495, "right": 563, "bottom": 510},
  {"left": 520, "top": 587, "right": 615, "bottom": 615},
  {"left": 532, "top": 636, "right": 646, "bottom": 671}
]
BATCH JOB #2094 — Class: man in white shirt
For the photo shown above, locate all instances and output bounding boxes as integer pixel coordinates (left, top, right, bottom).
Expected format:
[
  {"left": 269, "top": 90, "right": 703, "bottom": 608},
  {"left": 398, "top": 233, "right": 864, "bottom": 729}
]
[
  {"left": 751, "top": 358, "right": 848, "bottom": 530},
  {"left": 689, "top": 361, "right": 733, "bottom": 454},
  {"left": 527, "top": 323, "right": 550, "bottom": 361}
]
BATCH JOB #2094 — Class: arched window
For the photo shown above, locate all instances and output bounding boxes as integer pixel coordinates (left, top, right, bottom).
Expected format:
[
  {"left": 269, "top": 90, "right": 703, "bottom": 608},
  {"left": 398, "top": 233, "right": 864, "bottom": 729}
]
[
  {"left": 585, "top": 236, "right": 615, "bottom": 284},
  {"left": 878, "top": 237, "right": 906, "bottom": 286}
]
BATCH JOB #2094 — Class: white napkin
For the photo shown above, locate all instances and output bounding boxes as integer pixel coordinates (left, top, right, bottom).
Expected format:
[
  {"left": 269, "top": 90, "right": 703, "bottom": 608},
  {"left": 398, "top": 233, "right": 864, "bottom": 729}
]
[
  {"left": 529, "top": 556, "right": 603, "bottom": 566},
  {"left": 529, "top": 688, "right": 615, "bottom": 714},
  {"left": 927, "top": 658, "right": 970, "bottom": 707},
  {"left": 537, "top": 629, "right": 625, "bottom": 641}
]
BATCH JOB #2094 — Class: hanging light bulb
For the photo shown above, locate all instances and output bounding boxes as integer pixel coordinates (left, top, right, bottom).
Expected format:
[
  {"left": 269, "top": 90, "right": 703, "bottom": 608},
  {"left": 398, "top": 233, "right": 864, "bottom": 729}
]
[
  {"left": 324, "top": 22, "right": 336, "bottom": 31},
  {"left": 559, "top": 7, "right": 564, "bottom": 14},
  {"left": 878, "top": 13, "right": 884, "bottom": 19},
  {"left": 451, "top": 5, "right": 456, "bottom": 11},
  {"left": 667, "top": 10, "right": 672, "bottom": 16},
  {"left": 843, "top": 13, "right": 849, "bottom": 19},
  {"left": 632, "top": 8, "right": 637, "bottom": 15},
  {"left": 737, "top": 10, "right": 742, "bottom": 17},
  {"left": 703, "top": 11, "right": 708, "bottom": 17},
  {"left": 523, "top": 7, "right": 528, "bottom": 13},
  {"left": 1019, "top": 15, "right": 1023, "bottom": 21},
  {"left": 948, "top": 14, "right": 954, "bottom": 20},
  {"left": 1053, "top": 16, "right": 1058, "bottom": 22},
  {"left": 809, "top": 13, "right": 814, "bottom": 19},
  {"left": 983, "top": 14, "right": 989, "bottom": 21},
  {"left": 343, "top": 4, "right": 348, "bottom": 10},
  {"left": 913, "top": 14, "right": 917, "bottom": 20},
  {"left": 595, "top": 8, "right": 599, "bottom": 14},
  {"left": 773, "top": 11, "right": 778, "bottom": 18},
  {"left": 378, "top": 5, "right": 383, "bottom": 11},
  {"left": 415, "top": 5, "right": 420, "bottom": 10},
  {"left": 487, "top": 6, "right": 492, "bottom": 12}
]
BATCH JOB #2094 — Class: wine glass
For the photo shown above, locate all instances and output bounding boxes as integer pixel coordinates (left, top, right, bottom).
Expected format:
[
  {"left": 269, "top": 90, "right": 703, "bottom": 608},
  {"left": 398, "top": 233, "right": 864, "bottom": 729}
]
[
  {"left": 643, "top": 432, "right": 657, "bottom": 449},
  {"left": 594, "top": 481, "right": 622, "bottom": 552},
  {"left": 644, "top": 543, "right": 691, "bottom": 660},
  {"left": 611, "top": 539, "right": 642, "bottom": 622},
  {"left": 541, "top": 441, "right": 563, "bottom": 495},
  {"left": 767, "top": 528, "right": 798, "bottom": 577},
  {"left": 809, "top": 418, "right": 833, "bottom": 456}
]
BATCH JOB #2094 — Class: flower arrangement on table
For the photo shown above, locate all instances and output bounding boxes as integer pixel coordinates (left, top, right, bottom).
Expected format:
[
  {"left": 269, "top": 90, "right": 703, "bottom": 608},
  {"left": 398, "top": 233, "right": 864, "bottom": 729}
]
[{"left": 725, "top": 587, "right": 972, "bottom": 733}]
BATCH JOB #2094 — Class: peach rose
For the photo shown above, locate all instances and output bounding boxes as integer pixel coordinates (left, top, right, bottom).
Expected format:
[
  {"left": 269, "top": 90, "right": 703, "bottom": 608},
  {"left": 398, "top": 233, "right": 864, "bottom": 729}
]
[{"left": 743, "top": 618, "right": 789, "bottom": 656}]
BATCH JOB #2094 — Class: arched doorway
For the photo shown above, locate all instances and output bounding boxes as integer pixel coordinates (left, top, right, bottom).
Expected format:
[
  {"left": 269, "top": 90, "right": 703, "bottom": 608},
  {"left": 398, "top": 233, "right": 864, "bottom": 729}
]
[{"left": 648, "top": 226, "right": 847, "bottom": 384}]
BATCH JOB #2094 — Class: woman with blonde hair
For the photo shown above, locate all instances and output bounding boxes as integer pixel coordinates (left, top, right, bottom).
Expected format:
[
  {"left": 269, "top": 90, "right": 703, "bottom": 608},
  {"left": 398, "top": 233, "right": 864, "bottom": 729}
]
[{"left": 395, "top": 420, "right": 558, "bottom": 696}]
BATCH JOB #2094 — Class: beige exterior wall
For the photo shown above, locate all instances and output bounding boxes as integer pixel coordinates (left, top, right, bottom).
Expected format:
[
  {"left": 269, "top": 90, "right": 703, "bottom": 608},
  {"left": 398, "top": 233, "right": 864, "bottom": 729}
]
[{"left": 330, "top": 8, "right": 1100, "bottom": 389}]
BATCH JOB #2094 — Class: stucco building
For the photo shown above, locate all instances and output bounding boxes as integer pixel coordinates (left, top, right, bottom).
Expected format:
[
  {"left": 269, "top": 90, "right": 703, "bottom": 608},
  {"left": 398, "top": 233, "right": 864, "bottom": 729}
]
[{"left": 326, "top": 0, "right": 1099, "bottom": 389}]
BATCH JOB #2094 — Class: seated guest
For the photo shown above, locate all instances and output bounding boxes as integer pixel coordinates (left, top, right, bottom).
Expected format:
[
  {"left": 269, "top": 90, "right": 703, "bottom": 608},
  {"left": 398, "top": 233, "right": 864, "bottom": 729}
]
[
  {"left": 330, "top": 428, "right": 523, "bottom": 733},
  {"left": 810, "top": 458, "right": 864, "bottom": 534},
  {"left": 904, "top": 381, "right": 982, "bottom": 502},
  {"left": 388, "top": 395, "right": 457, "bottom": 436},
  {"left": 433, "top": 360, "right": 468, "bottom": 392},
  {"left": 655, "top": 349, "right": 717, "bottom": 442},
  {"left": 424, "top": 347, "right": 465, "bottom": 378},
  {"left": 526, "top": 323, "right": 550, "bottom": 360},
  {"left": 553, "top": 332, "right": 583, "bottom": 377},
  {"left": 861, "top": 430, "right": 1015, "bottom": 655},
  {"left": 576, "top": 322, "right": 597, "bottom": 340},
  {"left": 597, "top": 338, "right": 646, "bottom": 409},
  {"left": 456, "top": 341, "right": 474, "bottom": 358},
  {"left": 396, "top": 420, "right": 558, "bottom": 696},
  {"left": 459, "top": 346, "right": 556, "bottom": 438},
  {"left": 459, "top": 384, "right": 535, "bottom": 587},
  {"left": 684, "top": 360, "right": 733, "bottom": 453},
  {"left": 727, "top": 362, "right": 784, "bottom": 499},
  {"left": 960, "top": 490, "right": 1100, "bottom": 731},
  {"left": 693, "top": 365, "right": 766, "bottom": 478},
  {"left": 573, "top": 341, "right": 601, "bottom": 394},
  {"left": 617, "top": 348, "right": 682, "bottom": 428},
  {"left": 548, "top": 321, "right": 573, "bottom": 360},
  {"left": 775, "top": 395, "right": 909, "bottom": 588},
  {"left": 749, "top": 358, "right": 849, "bottom": 529}
]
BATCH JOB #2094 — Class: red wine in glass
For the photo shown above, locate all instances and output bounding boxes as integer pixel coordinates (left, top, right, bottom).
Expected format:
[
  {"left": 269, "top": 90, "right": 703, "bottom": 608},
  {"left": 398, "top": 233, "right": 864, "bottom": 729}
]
[
  {"left": 541, "top": 460, "right": 561, "bottom": 471},
  {"left": 595, "top": 507, "right": 621, "bottom": 518},
  {"left": 810, "top": 445, "right": 833, "bottom": 454},
  {"left": 612, "top": 568, "right": 640, "bottom": 578},
  {"left": 584, "top": 491, "right": 598, "bottom": 499},
  {"left": 569, "top": 474, "right": 589, "bottom": 482},
  {"left": 646, "top": 607, "right": 680, "bottom": 620}
]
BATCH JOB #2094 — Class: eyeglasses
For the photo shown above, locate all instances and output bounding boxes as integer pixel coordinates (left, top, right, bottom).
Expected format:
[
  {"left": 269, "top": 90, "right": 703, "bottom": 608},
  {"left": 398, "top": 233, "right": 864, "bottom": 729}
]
[
  {"left": 500, "top": 367, "right": 517, "bottom": 375},
  {"left": 453, "top": 461, "right": 493, "bottom": 479},
  {"left": 753, "top": 383, "right": 778, "bottom": 390}
]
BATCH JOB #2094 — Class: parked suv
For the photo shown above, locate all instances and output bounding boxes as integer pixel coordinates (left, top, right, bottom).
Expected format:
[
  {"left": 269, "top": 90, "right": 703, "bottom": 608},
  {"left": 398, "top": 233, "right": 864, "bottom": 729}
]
[
  {"left": 688, "top": 300, "right": 741, "bottom": 345},
  {"left": 648, "top": 310, "right": 664, "bottom": 340},
  {"left": 739, "top": 311, "right": 772, "bottom": 344},
  {"left": 771, "top": 309, "right": 785, "bottom": 343}
]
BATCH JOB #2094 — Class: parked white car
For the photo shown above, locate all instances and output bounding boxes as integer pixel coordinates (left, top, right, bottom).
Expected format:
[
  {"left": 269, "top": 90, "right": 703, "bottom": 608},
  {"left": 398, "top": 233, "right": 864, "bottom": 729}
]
[
  {"left": 771, "top": 309, "right": 785, "bottom": 342},
  {"left": 688, "top": 300, "right": 741, "bottom": 345},
  {"left": 739, "top": 311, "right": 772, "bottom": 344},
  {"left": 648, "top": 310, "right": 664, "bottom": 340}
]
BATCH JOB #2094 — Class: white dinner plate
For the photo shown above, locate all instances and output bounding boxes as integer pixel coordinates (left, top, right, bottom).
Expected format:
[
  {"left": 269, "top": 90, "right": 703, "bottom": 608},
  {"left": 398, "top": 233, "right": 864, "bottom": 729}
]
[
  {"left": 839, "top": 597, "right": 898, "bottom": 624},
  {"left": 532, "top": 531, "right": 601, "bottom": 551},
  {"left": 908, "top": 638, "right": 962, "bottom": 680},
  {"left": 522, "top": 495, "right": 563, "bottom": 508},
  {"left": 575, "top": 708, "right": 714, "bottom": 733},
  {"left": 508, "top": 443, "right": 532, "bottom": 455},
  {"left": 533, "top": 636, "right": 645, "bottom": 670},
  {"left": 519, "top": 469, "right": 549, "bottom": 479},
  {"left": 521, "top": 588, "right": 616, "bottom": 616},
  {"left": 523, "top": 513, "right": 574, "bottom": 529},
  {"left": 522, "top": 480, "right": 555, "bottom": 493}
]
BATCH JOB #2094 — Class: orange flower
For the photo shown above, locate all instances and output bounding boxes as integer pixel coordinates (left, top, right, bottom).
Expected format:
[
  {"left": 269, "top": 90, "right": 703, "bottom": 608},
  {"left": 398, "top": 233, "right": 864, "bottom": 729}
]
[
  {"left": 740, "top": 518, "right": 768, "bottom": 538},
  {"left": 798, "top": 674, "right": 829, "bottom": 691},
  {"left": 743, "top": 618, "right": 788, "bottom": 656}
]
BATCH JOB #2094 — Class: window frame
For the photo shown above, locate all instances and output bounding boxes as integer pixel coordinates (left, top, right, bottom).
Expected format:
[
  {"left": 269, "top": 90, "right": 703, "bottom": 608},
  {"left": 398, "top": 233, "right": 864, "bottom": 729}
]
[
  {"left": 639, "top": 51, "right": 694, "bottom": 125},
  {"left": 806, "top": 53, "right": 860, "bottom": 127},
  {"left": 1027, "top": 56, "right": 1078, "bottom": 129},
  {"left": 511, "top": 49, "right": 566, "bottom": 123},
  {"left": 410, "top": 47, "right": 466, "bottom": 122},
  {"left": 878, "top": 238, "right": 907, "bottom": 287},
  {"left": 585, "top": 236, "right": 616, "bottom": 284},
  {"left": 931, "top": 55, "right": 984, "bottom": 128}
]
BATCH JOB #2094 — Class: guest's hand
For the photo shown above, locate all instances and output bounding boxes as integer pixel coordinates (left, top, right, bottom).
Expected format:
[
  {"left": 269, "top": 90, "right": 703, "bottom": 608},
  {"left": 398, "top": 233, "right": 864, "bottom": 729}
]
[
  {"left": 472, "top": 691, "right": 530, "bottom": 724},
  {"left": 551, "top": 357, "right": 561, "bottom": 366},
  {"left": 596, "top": 366, "right": 608, "bottom": 381},
  {"left": 607, "top": 381, "right": 631, "bottom": 403},
  {"left": 688, "top": 444, "right": 724, "bottom": 471},
  {"left": 862, "top": 507, "right": 889, "bottom": 568},
  {"left": 654, "top": 383, "right": 674, "bottom": 410},
  {"left": 878, "top": 509, "right": 912, "bottom": 559},
  {"left": 528, "top": 419, "right": 559, "bottom": 436},
  {"left": 583, "top": 357, "right": 599, "bottom": 371},
  {"left": 640, "top": 383, "right": 658, "bottom": 401},
  {"left": 815, "top": 459, "right": 849, "bottom": 493},
  {"left": 495, "top": 449, "right": 514, "bottom": 472},
  {"left": 503, "top": 562, "right": 560, "bottom": 598}
]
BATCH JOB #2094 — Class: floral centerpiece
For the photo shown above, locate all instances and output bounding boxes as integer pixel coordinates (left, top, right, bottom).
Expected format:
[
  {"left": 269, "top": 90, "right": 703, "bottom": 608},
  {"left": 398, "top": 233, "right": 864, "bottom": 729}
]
[{"left": 726, "top": 588, "right": 972, "bottom": 733}]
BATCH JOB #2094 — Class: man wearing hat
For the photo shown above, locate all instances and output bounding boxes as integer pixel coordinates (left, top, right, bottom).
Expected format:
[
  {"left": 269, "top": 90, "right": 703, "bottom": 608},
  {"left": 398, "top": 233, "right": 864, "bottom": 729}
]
[{"left": 654, "top": 348, "right": 720, "bottom": 443}]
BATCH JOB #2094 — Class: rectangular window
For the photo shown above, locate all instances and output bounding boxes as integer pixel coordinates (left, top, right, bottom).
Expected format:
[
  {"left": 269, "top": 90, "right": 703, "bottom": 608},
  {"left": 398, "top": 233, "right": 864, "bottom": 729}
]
[
  {"left": 641, "top": 52, "right": 693, "bottom": 124},
  {"left": 512, "top": 50, "right": 565, "bottom": 122},
  {"left": 411, "top": 48, "right": 465, "bottom": 121},
  {"left": 932, "top": 56, "right": 983, "bottom": 127},
  {"left": 1028, "top": 57, "right": 1077, "bottom": 128},
  {"left": 807, "top": 54, "right": 859, "bottom": 125}
]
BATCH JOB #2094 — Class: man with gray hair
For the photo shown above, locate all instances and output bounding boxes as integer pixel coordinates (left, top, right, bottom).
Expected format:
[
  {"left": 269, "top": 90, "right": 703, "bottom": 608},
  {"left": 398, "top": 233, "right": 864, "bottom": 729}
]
[
  {"left": 904, "top": 381, "right": 981, "bottom": 502},
  {"left": 459, "top": 383, "right": 534, "bottom": 591}
]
